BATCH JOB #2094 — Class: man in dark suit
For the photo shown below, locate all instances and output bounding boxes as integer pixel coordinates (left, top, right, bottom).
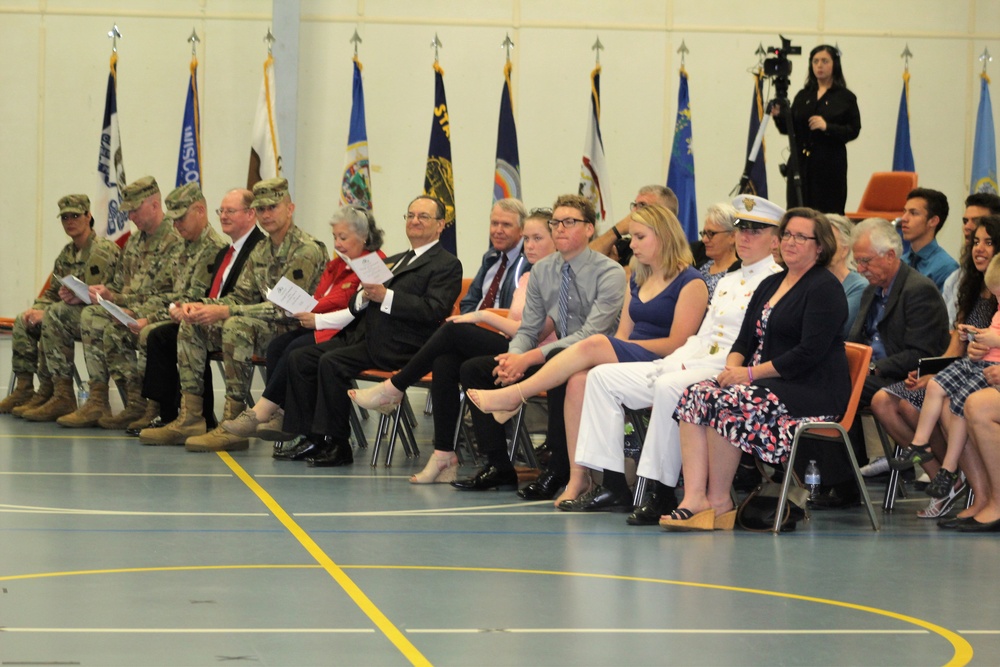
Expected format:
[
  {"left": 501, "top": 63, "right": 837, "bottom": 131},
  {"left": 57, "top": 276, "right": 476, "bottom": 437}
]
[
  {"left": 280, "top": 195, "right": 463, "bottom": 466},
  {"left": 809, "top": 217, "right": 950, "bottom": 508},
  {"left": 458, "top": 198, "right": 530, "bottom": 313},
  {"left": 130, "top": 188, "right": 265, "bottom": 434}
]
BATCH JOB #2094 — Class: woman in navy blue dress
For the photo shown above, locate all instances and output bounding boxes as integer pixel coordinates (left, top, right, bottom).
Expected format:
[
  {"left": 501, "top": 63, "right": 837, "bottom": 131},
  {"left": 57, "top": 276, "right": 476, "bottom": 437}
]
[{"left": 468, "top": 204, "right": 709, "bottom": 503}]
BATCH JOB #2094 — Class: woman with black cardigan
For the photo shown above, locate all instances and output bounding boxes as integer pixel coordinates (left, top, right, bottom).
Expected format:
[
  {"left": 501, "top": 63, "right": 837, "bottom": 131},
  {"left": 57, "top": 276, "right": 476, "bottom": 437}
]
[{"left": 662, "top": 208, "right": 851, "bottom": 531}]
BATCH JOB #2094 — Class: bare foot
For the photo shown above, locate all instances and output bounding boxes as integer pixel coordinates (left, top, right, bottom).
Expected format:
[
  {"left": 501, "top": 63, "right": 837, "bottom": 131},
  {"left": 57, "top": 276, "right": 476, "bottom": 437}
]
[{"left": 467, "top": 385, "right": 524, "bottom": 414}]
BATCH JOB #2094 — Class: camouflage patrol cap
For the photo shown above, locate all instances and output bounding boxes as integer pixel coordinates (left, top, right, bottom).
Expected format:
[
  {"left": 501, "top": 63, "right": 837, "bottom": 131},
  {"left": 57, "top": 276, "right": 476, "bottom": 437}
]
[
  {"left": 120, "top": 176, "right": 160, "bottom": 212},
  {"left": 163, "top": 182, "right": 206, "bottom": 221},
  {"left": 57, "top": 194, "right": 90, "bottom": 217},
  {"left": 251, "top": 178, "right": 290, "bottom": 208}
]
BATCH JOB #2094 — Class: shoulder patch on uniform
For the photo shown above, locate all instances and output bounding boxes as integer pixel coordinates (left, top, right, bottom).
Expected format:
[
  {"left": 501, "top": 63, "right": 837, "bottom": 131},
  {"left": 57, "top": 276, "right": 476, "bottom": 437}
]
[
  {"left": 293, "top": 269, "right": 304, "bottom": 280},
  {"left": 90, "top": 265, "right": 100, "bottom": 275}
]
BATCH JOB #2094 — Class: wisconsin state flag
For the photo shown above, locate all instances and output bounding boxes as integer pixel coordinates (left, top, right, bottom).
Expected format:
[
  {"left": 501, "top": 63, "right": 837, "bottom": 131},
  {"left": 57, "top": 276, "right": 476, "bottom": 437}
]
[{"left": 424, "top": 62, "right": 456, "bottom": 254}]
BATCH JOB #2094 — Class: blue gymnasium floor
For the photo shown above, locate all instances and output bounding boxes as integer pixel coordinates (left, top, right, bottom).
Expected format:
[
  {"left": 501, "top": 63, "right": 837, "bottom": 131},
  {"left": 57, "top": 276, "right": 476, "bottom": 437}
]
[{"left": 0, "top": 387, "right": 997, "bottom": 666}]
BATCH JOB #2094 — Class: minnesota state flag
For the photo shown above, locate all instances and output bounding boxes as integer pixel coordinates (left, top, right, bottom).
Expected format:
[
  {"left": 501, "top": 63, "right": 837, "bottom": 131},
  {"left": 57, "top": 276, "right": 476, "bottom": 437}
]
[
  {"left": 667, "top": 66, "right": 698, "bottom": 241},
  {"left": 493, "top": 60, "right": 521, "bottom": 202},
  {"left": 95, "top": 51, "right": 128, "bottom": 242},
  {"left": 579, "top": 65, "right": 613, "bottom": 224},
  {"left": 248, "top": 53, "right": 281, "bottom": 188},
  {"left": 424, "top": 62, "right": 456, "bottom": 254},
  {"left": 176, "top": 54, "right": 202, "bottom": 187},
  {"left": 971, "top": 71, "right": 998, "bottom": 194},
  {"left": 341, "top": 56, "right": 373, "bottom": 210},
  {"left": 893, "top": 70, "right": 915, "bottom": 172}
]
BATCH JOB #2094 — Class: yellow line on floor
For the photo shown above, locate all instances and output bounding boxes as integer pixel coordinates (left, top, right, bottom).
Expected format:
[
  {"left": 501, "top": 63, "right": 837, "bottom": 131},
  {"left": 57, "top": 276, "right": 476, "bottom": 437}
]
[{"left": 216, "top": 452, "right": 431, "bottom": 667}]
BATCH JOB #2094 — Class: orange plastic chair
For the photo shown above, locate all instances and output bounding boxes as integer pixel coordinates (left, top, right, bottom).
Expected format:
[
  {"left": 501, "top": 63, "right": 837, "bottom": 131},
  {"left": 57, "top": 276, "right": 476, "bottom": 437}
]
[{"left": 846, "top": 172, "right": 918, "bottom": 222}]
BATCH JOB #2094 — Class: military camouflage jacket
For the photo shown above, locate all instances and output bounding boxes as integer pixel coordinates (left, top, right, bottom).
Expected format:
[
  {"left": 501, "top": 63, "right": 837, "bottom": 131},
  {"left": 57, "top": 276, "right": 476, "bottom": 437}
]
[
  {"left": 207, "top": 223, "right": 328, "bottom": 322},
  {"left": 106, "top": 219, "right": 184, "bottom": 316},
  {"left": 35, "top": 232, "right": 120, "bottom": 309},
  {"left": 145, "top": 224, "right": 227, "bottom": 324}
]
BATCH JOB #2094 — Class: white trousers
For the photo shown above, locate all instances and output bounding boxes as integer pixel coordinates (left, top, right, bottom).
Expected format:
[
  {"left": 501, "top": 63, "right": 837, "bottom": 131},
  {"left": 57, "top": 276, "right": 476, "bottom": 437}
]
[{"left": 575, "top": 358, "right": 719, "bottom": 486}]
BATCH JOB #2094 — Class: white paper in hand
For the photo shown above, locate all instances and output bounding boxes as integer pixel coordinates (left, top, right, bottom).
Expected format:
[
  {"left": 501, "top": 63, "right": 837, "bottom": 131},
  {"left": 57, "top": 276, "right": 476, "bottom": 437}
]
[
  {"left": 343, "top": 253, "right": 394, "bottom": 285},
  {"left": 96, "top": 294, "right": 138, "bottom": 327},
  {"left": 267, "top": 276, "right": 319, "bottom": 314},
  {"left": 59, "top": 275, "right": 92, "bottom": 304}
]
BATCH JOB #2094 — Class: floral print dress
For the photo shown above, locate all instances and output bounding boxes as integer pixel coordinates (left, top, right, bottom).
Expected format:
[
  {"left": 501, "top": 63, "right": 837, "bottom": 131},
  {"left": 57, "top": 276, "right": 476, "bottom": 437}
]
[{"left": 673, "top": 304, "right": 839, "bottom": 464}]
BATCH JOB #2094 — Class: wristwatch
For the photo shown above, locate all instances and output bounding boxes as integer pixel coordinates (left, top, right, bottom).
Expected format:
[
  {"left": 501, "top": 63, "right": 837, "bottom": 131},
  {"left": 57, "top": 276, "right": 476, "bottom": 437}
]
[{"left": 869, "top": 362, "right": 878, "bottom": 376}]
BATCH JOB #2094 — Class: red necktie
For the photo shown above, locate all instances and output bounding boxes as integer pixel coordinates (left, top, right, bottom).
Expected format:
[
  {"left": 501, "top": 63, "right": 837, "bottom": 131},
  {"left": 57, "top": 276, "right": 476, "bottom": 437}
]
[
  {"left": 208, "top": 246, "right": 235, "bottom": 298},
  {"left": 479, "top": 253, "right": 508, "bottom": 310}
]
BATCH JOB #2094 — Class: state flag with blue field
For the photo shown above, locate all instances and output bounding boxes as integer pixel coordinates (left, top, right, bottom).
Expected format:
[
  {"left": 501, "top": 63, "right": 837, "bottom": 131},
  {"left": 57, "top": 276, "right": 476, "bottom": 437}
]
[
  {"left": 893, "top": 70, "right": 915, "bottom": 172},
  {"left": 95, "top": 51, "right": 128, "bottom": 242},
  {"left": 579, "top": 65, "right": 613, "bottom": 224},
  {"left": 175, "top": 54, "right": 202, "bottom": 187},
  {"left": 424, "top": 62, "right": 456, "bottom": 254},
  {"left": 341, "top": 56, "right": 373, "bottom": 210},
  {"left": 493, "top": 60, "right": 521, "bottom": 203},
  {"left": 667, "top": 66, "right": 698, "bottom": 241},
  {"left": 744, "top": 69, "right": 768, "bottom": 198},
  {"left": 971, "top": 71, "right": 998, "bottom": 194}
]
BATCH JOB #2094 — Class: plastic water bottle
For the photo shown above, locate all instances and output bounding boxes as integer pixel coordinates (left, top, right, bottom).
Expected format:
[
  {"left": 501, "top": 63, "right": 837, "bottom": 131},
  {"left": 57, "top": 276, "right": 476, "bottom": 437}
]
[
  {"left": 77, "top": 386, "right": 89, "bottom": 404},
  {"left": 804, "top": 460, "right": 821, "bottom": 501}
]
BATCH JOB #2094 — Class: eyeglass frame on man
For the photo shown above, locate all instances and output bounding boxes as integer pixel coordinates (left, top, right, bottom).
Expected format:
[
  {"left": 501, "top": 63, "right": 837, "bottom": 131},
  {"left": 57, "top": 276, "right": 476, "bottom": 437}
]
[
  {"left": 403, "top": 212, "right": 442, "bottom": 223},
  {"left": 548, "top": 217, "right": 587, "bottom": 230},
  {"left": 216, "top": 207, "right": 250, "bottom": 217}
]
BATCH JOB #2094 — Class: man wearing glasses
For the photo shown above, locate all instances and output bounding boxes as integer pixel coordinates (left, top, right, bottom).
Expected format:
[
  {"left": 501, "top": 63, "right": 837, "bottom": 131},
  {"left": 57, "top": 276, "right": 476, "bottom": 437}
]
[
  {"left": 50, "top": 177, "right": 185, "bottom": 428},
  {"left": 142, "top": 178, "right": 327, "bottom": 450},
  {"left": 3, "top": 195, "right": 119, "bottom": 419},
  {"left": 454, "top": 193, "right": 626, "bottom": 494},
  {"left": 278, "top": 195, "right": 463, "bottom": 467},
  {"left": 130, "top": 187, "right": 265, "bottom": 436},
  {"left": 589, "top": 185, "right": 679, "bottom": 258}
]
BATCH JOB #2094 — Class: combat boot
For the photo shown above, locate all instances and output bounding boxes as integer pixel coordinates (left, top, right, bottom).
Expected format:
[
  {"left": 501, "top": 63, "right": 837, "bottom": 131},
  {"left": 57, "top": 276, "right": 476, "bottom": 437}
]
[
  {"left": 0, "top": 373, "right": 36, "bottom": 413},
  {"left": 98, "top": 383, "right": 149, "bottom": 430},
  {"left": 126, "top": 400, "right": 161, "bottom": 432},
  {"left": 185, "top": 397, "right": 249, "bottom": 452},
  {"left": 139, "top": 393, "right": 206, "bottom": 446},
  {"left": 55, "top": 382, "right": 110, "bottom": 428},
  {"left": 21, "top": 378, "right": 78, "bottom": 422},
  {"left": 13, "top": 375, "right": 54, "bottom": 416}
]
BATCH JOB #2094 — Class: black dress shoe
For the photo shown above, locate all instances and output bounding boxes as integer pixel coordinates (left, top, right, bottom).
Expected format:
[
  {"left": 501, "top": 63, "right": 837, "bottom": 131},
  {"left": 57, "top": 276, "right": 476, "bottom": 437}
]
[
  {"left": 273, "top": 437, "right": 323, "bottom": 461},
  {"left": 627, "top": 490, "right": 678, "bottom": 525},
  {"left": 517, "top": 469, "right": 568, "bottom": 500},
  {"left": 126, "top": 417, "right": 163, "bottom": 437},
  {"left": 937, "top": 515, "right": 976, "bottom": 530},
  {"left": 957, "top": 516, "right": 1000, "bottom": 532},
  {"left": 306, "top": 443, "right": 354, "bottom": 467},
  {"left": 808, "top": 487, "right": 861, "bottom": 510},
  {"left": 558, "top": 485, "right": 632, "bottom": 512},
  {"left": 451, "top": 465, "right": 518, "bottom": 491}
]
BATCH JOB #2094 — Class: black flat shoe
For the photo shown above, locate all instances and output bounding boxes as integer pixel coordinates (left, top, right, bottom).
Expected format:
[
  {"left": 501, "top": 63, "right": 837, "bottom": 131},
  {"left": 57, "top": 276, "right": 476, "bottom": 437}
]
[
  {"left": 126, "top": 417, "right": 162, "bottom": 437},
  {"left": 557, "top": 485, "right": 632, "bottom": 513},
  {"left": 957, "top": 516, "right": 1000, "bottom": 532},
  {"left": 516, "top": 470, "right": 567, "bottom": 500},
  {"left": 808, "top": 487, "right": 861, "bottom": 510},
  {"left": 306, "top": 443, "right": 354, "bottom": 467},
  {"left": 627, "top": 490, "right": 678, "bottom": 525},
  {"left": 272, "top": 437, "right": 323, "bottom": 461},
  {"left": 937, "top": 515, "right": 976, "bottom": 530},
  {"left": 451, "top": 465, "right": 518, "bottom": 491}
]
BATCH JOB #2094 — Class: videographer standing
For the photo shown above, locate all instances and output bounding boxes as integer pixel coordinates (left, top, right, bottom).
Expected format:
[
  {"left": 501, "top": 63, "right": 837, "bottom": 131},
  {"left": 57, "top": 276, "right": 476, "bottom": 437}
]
[{"left": 773, "top": 44, "right": 861, "bottom": 215}]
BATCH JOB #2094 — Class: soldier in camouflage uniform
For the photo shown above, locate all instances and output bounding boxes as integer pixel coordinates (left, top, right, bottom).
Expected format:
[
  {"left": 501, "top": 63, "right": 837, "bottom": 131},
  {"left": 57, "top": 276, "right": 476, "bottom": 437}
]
[
  {"left": 5, "top": 195, "right": 119, "bottom": 418},
  {"left": 52, "top": 176, "right": 184, "bottom": 428},
  {"left": 98, "top": 182, "right": 227, "bottom": 430},
  {"left": 141, "top": 178, "right": 328, "bottom": 451}
]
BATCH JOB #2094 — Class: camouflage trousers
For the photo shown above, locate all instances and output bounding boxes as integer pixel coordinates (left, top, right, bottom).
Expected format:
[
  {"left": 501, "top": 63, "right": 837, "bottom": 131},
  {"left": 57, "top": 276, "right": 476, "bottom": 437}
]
[
  {"left": 37, "top": 301, "right": 87, "bottom": 379},
  {"left": 10, "top": 312, "right": 46, "bottom": 378},
  {"left": 80, "top": 305, "right": 140, "bottom": 388},
  {"left": 176, "top": 316, "right": 293, "bottom": 402}
]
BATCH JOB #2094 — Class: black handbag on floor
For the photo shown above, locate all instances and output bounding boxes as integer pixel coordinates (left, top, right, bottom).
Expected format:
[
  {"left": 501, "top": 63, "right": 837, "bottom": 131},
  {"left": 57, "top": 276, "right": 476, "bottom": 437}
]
[{"left": 737, "top": 461, "right": 808, "bottom": 532}]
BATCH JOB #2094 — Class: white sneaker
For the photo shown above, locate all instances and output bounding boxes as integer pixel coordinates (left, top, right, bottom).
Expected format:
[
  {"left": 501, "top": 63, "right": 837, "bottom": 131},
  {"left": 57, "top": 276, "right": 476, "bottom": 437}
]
[
  {"left": 917, "top": 472, "right": 967, "bottom": 519},
  {"left": 860, "top": 456, "right": 890, "bottom": 477}
]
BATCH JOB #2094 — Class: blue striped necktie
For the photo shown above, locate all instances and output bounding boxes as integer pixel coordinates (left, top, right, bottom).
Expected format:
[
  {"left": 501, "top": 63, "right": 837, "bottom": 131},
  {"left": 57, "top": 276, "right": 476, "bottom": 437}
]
[{"left": 558, "top": 263, "right": 572, "bottom": 338}]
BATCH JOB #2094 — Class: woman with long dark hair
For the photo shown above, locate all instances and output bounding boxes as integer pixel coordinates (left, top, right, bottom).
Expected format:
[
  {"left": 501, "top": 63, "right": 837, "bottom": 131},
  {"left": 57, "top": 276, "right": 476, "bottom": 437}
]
[{"left": 773, "top": 44, "right": 861, "bottom": 214}]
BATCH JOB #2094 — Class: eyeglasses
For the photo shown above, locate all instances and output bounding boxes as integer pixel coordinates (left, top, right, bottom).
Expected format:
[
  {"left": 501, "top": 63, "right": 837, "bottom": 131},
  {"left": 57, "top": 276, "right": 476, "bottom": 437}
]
[
  {"left": 629, "top": 201, "right": 648, "bottom": 212},
  {"left": 60, "top": 213, "right": 82, "bottom": 221},
  {"left": 253, "top": 204, "right": 278, "bottom": 213},
  {"left": 781, "top": 231, "right": 818, "bottom": 245},
  {"left": 700, "top": 229, "right": 732, "bottom": 240},
  {"left": 548, "top": 218, "right": 586, "bottom": 229},
  {"left": 216, "top": 207, "right": 250, "bottom": 217},
  {"left": 404, "top": 213, "right": 441, "bottom": 223},
  {"left": 854, "top": 254, "right": 883, "bottom": 267}
]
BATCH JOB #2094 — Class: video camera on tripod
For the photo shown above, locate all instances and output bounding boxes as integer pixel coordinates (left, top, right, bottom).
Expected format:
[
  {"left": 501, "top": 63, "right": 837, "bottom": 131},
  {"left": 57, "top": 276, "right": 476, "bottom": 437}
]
[{"left": 733, "top": 36, "right": 804, "bottom": 205}]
